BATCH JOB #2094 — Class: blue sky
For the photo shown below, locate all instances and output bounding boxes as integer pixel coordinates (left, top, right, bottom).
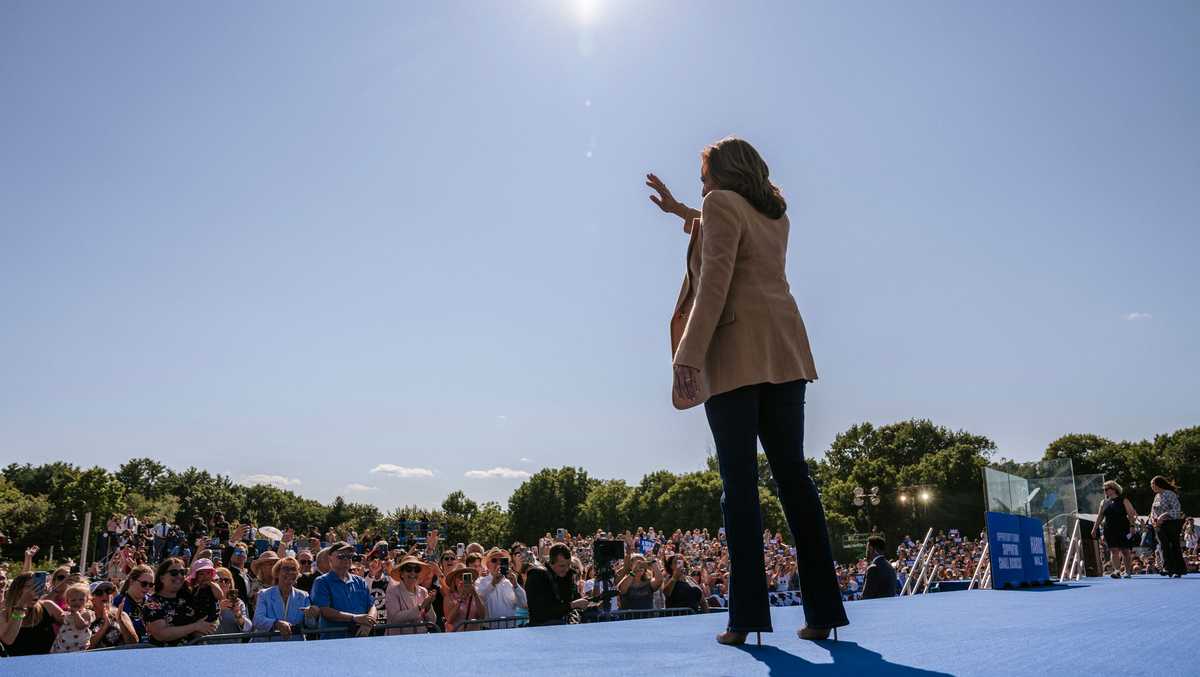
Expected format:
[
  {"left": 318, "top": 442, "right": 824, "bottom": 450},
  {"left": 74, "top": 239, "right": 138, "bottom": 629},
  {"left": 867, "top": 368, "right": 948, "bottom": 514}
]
[{"left": 2, "top": 1, "right": 1197, "bottom": 509}]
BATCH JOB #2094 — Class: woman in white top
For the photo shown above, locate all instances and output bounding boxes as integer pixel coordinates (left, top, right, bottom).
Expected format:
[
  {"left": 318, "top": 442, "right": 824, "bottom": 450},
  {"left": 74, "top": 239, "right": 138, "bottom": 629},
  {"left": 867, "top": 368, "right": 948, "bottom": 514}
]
[{"left": 1150, "top": 476, "right": 1187, "bottom": 578}]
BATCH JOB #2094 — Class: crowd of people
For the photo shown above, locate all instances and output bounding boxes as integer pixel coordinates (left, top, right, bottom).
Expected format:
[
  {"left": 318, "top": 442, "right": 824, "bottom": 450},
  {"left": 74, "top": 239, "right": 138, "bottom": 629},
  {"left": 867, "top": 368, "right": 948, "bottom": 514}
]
[
  {"left": 1, "top": 506, "right": 897, "bottom": 658},
  {"left": 3, "top": 497, "right": 1196, "bottom": 658},
  {"left": 0, "top": 515, "right": 789, "bottom": 656}
]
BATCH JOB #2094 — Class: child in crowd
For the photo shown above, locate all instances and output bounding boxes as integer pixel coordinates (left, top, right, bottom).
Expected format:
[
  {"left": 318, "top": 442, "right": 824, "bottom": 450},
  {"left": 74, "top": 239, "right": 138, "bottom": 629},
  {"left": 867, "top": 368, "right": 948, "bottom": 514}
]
[{"left": 50, "top": 583, "right": 95, "bottom": 653}]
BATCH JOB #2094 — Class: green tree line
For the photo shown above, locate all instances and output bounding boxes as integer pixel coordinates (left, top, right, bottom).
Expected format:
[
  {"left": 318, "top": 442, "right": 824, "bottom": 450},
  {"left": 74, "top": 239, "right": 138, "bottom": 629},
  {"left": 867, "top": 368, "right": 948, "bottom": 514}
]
[{"left": 3, "top": 423, "right": 1195, "bottom": 563}]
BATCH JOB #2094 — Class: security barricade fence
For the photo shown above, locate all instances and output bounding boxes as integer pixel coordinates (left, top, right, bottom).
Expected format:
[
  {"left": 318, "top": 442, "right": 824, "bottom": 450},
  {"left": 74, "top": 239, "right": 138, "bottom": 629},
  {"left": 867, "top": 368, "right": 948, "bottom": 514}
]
[
  {"left": 84, "top": 609, "right": 726, "bottom": 653},
  {"left": 188, "top": 620, "right": 440, "bottom": 644},
  {"left": 581, "top": 607, "right": 698, "bottom": 623}
]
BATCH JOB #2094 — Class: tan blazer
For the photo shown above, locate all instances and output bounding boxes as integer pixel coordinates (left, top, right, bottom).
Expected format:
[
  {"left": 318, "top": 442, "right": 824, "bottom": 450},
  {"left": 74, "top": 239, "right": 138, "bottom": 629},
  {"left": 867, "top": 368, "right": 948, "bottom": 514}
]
[{"left": 670, "top": 189, "right": 817, "bottom": 409}]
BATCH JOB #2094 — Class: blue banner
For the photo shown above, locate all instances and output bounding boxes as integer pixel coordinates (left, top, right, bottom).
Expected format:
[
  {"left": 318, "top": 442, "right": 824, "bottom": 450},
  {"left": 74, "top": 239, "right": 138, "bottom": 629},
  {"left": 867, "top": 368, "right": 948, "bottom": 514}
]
[
  {"left": 985, "top": 512, "right": 1051, "bottom": 588},
  {"left": 986, "top": 512, "right": 1027, "bottom": 589},
  {"left": 1021, "top": 516, "right": 1051, "bottom": 584}
]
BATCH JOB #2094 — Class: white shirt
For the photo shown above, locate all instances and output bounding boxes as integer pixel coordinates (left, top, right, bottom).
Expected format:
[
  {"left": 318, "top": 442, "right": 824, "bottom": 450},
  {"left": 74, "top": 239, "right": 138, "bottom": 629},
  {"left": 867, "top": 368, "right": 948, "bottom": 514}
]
[
  {"left": 475, "top": 573, "right": 527, "bottom": 619},
  {"left": 152, "top": 522, "right": 170, "bottom": 538},
  {"left": 584, "top": 579, "right": 616, "bottom": 611},
  {"left": 121, "top": 516, "right": 139, "bottom": 533}
]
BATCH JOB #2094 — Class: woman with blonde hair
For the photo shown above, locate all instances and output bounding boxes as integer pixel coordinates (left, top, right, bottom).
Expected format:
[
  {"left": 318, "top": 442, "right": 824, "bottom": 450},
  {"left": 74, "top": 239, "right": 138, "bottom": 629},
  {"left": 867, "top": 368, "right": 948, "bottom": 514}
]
[
  {"left": 647, "top": 137, "right": 847, "bottom": 645},
  {"left": 252, "top": 556, "right": 320, "bottom": 641},
  {"left": 1092, "top": 480, "right": 1138, "bottom": 578},
  {"left": 212, "top": 565, "right": 252, "bottom": 638},
  {"left": 0, "top": 571, "right": 66, "bottom": 655}
]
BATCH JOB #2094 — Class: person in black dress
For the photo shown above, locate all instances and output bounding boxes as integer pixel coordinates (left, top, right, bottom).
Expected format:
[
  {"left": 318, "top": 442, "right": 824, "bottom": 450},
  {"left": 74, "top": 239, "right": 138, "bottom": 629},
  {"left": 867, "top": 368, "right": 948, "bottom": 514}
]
[{"left": 1092, "top": 480, "right": 1138, "bottom": 579}]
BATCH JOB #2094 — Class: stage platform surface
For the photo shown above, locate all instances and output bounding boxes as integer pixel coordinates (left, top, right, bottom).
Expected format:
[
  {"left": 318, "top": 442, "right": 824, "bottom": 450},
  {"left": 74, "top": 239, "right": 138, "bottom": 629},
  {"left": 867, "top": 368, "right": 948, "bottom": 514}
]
[{"left": 9, "top": 575, "right": 1194, "bottom": 676}]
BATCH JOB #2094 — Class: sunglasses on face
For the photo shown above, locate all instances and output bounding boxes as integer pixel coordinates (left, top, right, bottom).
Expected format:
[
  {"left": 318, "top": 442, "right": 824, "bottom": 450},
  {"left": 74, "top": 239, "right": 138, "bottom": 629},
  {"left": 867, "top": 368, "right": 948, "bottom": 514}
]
[
  {"left": 217, "top": 577, "right": 234, "bottom": 584},
  {"left": 166, "top": 569, "right": 187, "bottom": 577},
  {"left": 400, "top": 566, "right": 421, "bottom": 574},
  {"left": 131, "top": 578, "right": 150, "bottom": 587},
  {"left": 335, "top": 553, "right": 353, "bottom": 560},
  {"left": 54, "top": 574, "right": 67, "bottom": 581}
]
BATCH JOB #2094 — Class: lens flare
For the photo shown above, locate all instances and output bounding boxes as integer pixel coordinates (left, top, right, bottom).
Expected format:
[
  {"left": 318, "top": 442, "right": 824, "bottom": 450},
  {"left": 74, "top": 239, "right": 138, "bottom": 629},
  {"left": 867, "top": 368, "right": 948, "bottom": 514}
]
[{"left": 576, "top": 0, "right": 599, "bottom": 24}]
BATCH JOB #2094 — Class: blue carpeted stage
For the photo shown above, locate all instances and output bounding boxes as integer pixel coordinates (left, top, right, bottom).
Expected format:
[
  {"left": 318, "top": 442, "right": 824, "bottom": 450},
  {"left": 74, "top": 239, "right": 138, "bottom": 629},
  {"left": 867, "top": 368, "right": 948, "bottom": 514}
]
[{"left": 9, "top": 576, "right": 1194, "bottom": 676}]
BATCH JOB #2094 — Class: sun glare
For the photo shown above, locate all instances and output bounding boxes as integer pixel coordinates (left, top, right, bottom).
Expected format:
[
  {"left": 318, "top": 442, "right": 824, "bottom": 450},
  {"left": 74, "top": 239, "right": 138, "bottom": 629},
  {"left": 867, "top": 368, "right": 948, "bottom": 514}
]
[{"left": 576, "top": 0, "right": 599, "bottom": 25}]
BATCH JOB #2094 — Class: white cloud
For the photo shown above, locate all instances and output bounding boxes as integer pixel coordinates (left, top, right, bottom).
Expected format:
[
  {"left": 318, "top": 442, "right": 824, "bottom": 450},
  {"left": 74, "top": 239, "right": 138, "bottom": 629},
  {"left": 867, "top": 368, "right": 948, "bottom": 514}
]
[
  {"left": 345, "top": 483, "right": 379, "bottom": 492},
  {"left": 241, "top": 474, "right": 302, "bottom": 488},
  {"left": 465, "top": 467, "right": 532, "bottom": 480},
  {"left": 519, "top": 457, "right": 532, "bottom": 463},
  {"left": 1124, "top": 312, "right": 1152, "bottom": 321},
  {"left": 370, "top": 464, "right": 434, "bottom": 479}
]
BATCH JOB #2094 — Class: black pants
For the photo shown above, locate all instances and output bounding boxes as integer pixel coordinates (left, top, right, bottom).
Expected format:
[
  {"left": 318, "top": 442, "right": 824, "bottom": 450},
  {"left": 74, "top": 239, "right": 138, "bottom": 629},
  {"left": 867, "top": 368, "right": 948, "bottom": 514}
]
[
  {"left": 1156, "top": 519, "right": 1186, "bottom": 575},
  {"left": 705, "top": 380, "right": 848, "bottom": 632}
]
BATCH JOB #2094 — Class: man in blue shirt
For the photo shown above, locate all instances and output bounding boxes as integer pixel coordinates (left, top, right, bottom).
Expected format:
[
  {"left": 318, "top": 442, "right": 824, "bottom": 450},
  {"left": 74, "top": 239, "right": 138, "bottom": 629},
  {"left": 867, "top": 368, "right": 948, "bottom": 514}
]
[{"left": 310, "top": 541, "right": 377, "bottom": 639}]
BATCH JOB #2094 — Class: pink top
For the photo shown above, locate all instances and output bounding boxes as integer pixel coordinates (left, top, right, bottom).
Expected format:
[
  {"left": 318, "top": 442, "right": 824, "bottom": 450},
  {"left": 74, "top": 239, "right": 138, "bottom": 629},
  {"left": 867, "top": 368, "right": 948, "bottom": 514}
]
[{"left": 384, "top": 582, "right": 430, "bottom": 635}]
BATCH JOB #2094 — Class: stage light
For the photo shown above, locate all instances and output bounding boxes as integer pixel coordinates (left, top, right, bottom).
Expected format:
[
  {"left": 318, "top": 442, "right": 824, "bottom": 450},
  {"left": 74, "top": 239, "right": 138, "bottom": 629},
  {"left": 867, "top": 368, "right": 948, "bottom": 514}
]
[
  {"left": 920, "top": 491, "right": 931, "bottom": 502},
  {"left": 899, "top": 495, "right": 908, "bottom": 504}
]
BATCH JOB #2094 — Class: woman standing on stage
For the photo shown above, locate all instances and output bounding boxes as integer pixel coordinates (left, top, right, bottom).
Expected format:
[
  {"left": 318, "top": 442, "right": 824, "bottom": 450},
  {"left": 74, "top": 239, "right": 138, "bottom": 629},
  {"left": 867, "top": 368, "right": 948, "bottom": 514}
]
[
  {"left": 1149, "top": 476, "right": 1187, "bottom": 578},
  {"left": 647, "top": 137, "right": 847, "bottom": 646},
  {"left": 1092, "top": 480, "right": 1137, "bottom": 578}
]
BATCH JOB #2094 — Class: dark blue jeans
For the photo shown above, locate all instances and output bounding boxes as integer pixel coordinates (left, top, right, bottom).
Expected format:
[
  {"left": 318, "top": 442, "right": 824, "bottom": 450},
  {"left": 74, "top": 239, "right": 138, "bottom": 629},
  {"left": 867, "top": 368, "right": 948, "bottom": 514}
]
[{"left": 705, "top": 380, "right": 848, "bottom": 632}]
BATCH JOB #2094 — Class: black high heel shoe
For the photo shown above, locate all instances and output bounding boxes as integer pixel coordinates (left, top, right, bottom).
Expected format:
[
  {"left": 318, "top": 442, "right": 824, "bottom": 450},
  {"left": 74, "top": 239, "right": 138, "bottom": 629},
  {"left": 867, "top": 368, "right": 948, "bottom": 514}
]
[
  {"left": 716, "top": 631, "right": 762, "bottom": 646},
  {"left": 797, "top": 626, "right": 839, "bottom": 641}
]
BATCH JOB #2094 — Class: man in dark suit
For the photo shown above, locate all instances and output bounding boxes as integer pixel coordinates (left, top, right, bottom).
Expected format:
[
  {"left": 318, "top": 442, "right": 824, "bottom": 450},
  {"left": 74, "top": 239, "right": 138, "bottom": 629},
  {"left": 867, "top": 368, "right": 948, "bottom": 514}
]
[{"left": 861, "top": 535, "right": 898, "bottom": 600}]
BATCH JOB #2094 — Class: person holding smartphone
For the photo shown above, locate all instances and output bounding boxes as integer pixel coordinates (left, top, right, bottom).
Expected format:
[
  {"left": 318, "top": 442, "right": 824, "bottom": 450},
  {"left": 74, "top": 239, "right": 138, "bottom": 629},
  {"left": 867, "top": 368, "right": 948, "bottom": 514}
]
[
  {"left": 616, "top": 554, "right": 661, "bottom": 610},
  {"left": 648, "top": 138, "right": 847, "bottom": 645},
  {"left": 663, "top": 554, "right": 708, "bottom": 613},
  {"left": 475, "top": 548, "right": 527, "bottom": 623},
  {"left": 442, "top": 566, "right": 485, "bottom": 632},
  {"left": 1, "top": 571, "right": 66, "bottom": 656}
]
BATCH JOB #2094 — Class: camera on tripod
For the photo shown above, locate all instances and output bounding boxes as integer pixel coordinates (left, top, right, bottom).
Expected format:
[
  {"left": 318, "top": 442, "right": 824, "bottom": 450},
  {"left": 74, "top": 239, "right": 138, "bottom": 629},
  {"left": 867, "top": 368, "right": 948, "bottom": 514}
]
[{"left": 589, "top": 539, "right": 626, "bottom": 606}]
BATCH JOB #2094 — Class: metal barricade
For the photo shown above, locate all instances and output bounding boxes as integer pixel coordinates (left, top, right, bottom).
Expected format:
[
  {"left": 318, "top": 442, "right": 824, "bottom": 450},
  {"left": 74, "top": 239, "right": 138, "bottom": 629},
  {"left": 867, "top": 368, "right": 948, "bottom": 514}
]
[
  {"left": 87, "top": 642, "right": 159, "bottom": 652},
  {"left": 189, "top": 620, "right": 439, "bottom": 645},
  {"left": 580, "top": 607, "right": 695, "bottom": 623},
  {"left": 457, "top": 616, "right": 524, "bottom": 631}
]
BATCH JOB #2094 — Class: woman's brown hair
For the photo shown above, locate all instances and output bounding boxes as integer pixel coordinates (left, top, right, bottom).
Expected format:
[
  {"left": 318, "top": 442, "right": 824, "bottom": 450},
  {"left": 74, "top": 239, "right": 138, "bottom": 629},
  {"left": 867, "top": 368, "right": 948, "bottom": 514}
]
[
  {"left": 153, "top": 557, "right": 184, "bottom": 593},
  {"left": 1151, "top": 476, "right": 1178, "bottom": 492},
  {"left": 119, "top": 564, "right": 154, "bottom": 597},
  {"left": 1103, "top": 480, "right": 1123, "bottom": 496},
  {"left": 701, "top": 137, "right": 787, "bottom": 219}
]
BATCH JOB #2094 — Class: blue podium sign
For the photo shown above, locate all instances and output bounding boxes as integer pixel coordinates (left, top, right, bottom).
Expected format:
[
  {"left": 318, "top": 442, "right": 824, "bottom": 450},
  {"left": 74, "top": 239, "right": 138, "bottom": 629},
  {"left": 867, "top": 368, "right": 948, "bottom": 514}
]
[
  {"left": 986, "top": 512, "right": 1027, "bottom": 589},
  {"left": 1021, "top": 516, "right": 1051, "bottom": 584},
  {"left": 985, "top": 512, "right": 1051, "bottom": 588}
]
